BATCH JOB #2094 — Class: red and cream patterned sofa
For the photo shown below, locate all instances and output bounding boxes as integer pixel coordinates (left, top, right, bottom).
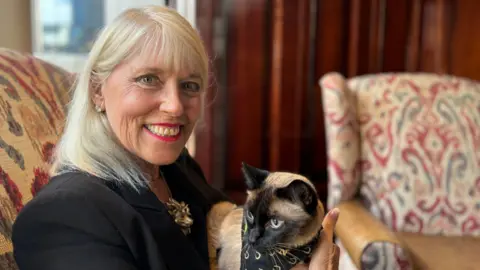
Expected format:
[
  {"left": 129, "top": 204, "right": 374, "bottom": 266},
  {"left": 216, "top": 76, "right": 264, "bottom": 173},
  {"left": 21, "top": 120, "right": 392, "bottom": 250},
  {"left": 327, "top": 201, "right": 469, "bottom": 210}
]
[
  {"left": 0, "top": 48, "right": 74, "bottom": 269},
  {"left": 319, "top": 72, "right": 480, "bottom": 270}
]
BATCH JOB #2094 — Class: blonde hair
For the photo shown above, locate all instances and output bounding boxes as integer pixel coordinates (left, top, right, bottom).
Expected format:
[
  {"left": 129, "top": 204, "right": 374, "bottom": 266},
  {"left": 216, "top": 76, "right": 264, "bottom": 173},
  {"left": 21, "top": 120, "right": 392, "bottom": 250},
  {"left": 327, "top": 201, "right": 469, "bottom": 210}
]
[{"left": 51, "top": 5, "right": 209, "bottom": 190}]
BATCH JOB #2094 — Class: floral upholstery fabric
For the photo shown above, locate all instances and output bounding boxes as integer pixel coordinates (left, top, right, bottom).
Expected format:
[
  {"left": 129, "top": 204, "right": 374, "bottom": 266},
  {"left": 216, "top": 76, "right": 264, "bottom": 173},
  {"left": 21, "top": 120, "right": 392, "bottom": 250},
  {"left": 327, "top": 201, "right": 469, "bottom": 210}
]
[
  {"left": 0, "top": 48, "right": 73, "bottom": 269},
  {"left": 320, "top": 72, "right": 480, "bottom": 269}
]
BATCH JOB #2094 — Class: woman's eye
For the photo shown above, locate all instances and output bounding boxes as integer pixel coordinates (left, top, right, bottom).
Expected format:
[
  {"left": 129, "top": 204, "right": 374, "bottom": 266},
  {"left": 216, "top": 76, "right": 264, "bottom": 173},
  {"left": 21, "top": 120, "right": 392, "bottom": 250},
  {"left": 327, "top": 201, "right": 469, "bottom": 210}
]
[
  {"left": 136, "top": 75, "right": 159, "bottom": 86},
  {"left": 269, "top": 218, "right": 284, "bottom": 229},
  {"left": 181, "top": 81, "right": 201, "bottom": 92}
]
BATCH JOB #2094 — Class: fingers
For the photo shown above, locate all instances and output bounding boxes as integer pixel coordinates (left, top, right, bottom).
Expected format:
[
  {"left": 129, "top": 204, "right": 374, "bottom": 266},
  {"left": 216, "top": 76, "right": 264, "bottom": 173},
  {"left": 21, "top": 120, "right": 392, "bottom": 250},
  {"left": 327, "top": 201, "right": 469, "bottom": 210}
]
[
  {"left": 291, "top": 263, "right": 309, "bottom": 270},
  {"left": 321, "top": 208, "right": 339, "bottom": 242},
  {"left": 294, "top": 246, "right": 339, "bottom": 270},
  {"left": 330, "top": 244, "right": 340, "bottom": 270},
  {"left": 309, "top": 208, "right": 340, "bottom": 269}
]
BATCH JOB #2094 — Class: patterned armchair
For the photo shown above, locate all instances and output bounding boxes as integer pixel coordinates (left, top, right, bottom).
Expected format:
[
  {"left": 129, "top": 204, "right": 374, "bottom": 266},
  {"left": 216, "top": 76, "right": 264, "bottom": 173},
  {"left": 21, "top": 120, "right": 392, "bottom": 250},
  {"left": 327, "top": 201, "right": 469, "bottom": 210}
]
[
  {"left": 319, "top": 72, "right": 480, "bottom": 270},
  {"left": 0, "top": 48, "right": 73, "bottom": 269}
]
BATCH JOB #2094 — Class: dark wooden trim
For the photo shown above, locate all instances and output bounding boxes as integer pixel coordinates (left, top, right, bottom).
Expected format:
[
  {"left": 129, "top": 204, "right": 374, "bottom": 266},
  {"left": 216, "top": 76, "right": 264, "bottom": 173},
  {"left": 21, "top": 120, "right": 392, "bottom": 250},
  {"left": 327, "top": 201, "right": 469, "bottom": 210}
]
[
  {"left": 434, "top": 0, "right": 448, "bottom": 73},
  {"left": 195, "top": 0, "right": 215, "bottom": 183},
  {"left": 406, "top": 0, "right": 423, "bottom": 71},
  {"left": 311, "top": 0, "right": 349, "bottom": 202},
  {"left": 224, "top": 0, "right": 269, "bottom": 191},
  {"left": 348, "top": 0, "right": 361, "bottom": 77},
  {"left": 382, "top": 0, "right": 412, "bottom": 71},
  {"left": 450, "top": 1, "right": 480, "bottom": 80},
  {"left": 367, "top": 0, "right": 383, "bottom": 72},
  {"left": 268, "top": 0, "right": 312, "bottom": 172},
  {"left": 420, "top": 0, "right": 443, "bottom": 72},
  {"left": 268, "top": 0, "right": 284, "bottom": 171}
]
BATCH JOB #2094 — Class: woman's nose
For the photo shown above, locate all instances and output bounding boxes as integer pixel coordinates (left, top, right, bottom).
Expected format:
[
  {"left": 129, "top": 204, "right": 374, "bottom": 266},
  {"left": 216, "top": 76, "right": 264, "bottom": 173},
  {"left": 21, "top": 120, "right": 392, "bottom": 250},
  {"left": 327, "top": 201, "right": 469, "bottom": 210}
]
[{"left": 159, "top": 81, "right": 184, "bottom": 117}]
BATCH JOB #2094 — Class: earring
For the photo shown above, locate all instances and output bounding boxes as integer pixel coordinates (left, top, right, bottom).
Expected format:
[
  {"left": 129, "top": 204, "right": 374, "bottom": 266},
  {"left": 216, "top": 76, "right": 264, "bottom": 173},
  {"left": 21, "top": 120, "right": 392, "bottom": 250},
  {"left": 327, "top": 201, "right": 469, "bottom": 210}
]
[{"left": 95, "top": 104, "right": 103, "bottom": 112}]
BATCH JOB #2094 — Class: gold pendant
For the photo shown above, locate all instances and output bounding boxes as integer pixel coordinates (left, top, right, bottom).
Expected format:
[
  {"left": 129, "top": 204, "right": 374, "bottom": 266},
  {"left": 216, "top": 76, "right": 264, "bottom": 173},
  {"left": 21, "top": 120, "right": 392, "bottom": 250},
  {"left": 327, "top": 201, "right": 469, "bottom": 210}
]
[{"left": 166, "top": 197, "right": 193, "bottom": 235}]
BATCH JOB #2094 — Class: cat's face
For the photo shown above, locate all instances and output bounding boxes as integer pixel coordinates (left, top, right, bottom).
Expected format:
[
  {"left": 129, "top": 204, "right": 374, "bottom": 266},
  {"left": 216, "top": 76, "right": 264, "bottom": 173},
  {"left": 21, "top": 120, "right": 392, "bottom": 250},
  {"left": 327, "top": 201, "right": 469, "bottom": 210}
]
[{"left": 241, "top": 163, "right": 322, "bottom": 250}]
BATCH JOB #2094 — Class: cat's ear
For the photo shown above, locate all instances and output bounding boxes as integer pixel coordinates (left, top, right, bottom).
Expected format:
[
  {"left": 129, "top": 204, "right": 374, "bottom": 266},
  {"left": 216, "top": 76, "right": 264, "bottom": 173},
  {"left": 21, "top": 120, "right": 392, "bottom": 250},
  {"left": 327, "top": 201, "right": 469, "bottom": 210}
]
[
  {"left": 277, "top": 180, "right": 318, "bottom": 216},
  {"left": 241, "top": 162, "right": 270, "bottom": 190}
]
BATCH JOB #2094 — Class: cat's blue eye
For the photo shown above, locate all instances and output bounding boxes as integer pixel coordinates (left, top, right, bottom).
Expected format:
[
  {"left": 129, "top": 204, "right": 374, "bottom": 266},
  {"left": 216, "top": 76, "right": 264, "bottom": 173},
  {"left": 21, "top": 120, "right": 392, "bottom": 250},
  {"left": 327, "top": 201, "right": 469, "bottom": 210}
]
[
  {"left": 246, "top": 211, "right": 254, "bottom": 222},
  {"left": 269, "top": 218, "right": 284, "bottom": 229}
]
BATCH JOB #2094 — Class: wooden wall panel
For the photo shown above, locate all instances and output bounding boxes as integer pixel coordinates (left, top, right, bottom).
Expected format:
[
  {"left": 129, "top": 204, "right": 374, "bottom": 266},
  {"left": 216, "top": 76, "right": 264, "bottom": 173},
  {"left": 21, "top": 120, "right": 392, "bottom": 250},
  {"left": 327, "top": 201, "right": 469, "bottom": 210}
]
[
  {"left": 341, "top": 0, "right": 480, "bottom": 79},
  {"left": 311, "top": 0, "right": 350, "bottom": 200},
  {"left": 347, "top": 0, "right": 382, "bottom": 76},
  {"left": 419, "top": 0, "right": 452, "bottom": 73},
  {"left": 195, "top": 0, "right": 480, "bottom": 205},
  {"left": 268, "top": 0, "right": 311, "bottom": 172},
  {"left": 195, "top": 0, "right": 215, "bottom": 184},
  {"left": 224, "top": 0, "right": 269, "bottom": 193},
  {"left": 450, "top": 1, "right": 480, "bottom": 80},
  {"left": 406, "top": 0, "right": 423, "bottom": 71},
  {"left": 382, "top": 0, "right": 410, "bottom": 71}
]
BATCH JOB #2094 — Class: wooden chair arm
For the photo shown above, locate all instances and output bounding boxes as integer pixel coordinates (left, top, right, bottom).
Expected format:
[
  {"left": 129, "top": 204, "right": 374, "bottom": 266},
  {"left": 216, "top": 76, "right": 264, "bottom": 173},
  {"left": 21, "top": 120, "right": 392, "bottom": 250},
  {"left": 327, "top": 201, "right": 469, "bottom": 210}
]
[{"left": 335, "top": 200, "right": 404, "bottom": 268}]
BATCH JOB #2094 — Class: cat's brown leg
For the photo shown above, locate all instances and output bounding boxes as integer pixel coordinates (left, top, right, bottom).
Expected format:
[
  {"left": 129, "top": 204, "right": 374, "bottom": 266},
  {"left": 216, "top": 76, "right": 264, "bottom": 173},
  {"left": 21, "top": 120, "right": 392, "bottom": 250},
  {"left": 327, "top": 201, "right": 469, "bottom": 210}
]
[
  {"left": 206, "top": 201, "right": 238, "bottom": 270},
  {"left": 217, "top": 207, "right": 243, "bottom": 270}
]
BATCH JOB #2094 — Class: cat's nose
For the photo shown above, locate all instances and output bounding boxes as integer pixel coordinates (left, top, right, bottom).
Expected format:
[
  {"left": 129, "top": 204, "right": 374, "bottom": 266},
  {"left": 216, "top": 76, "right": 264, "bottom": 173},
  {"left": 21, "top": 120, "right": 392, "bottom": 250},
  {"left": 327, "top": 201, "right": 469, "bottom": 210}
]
[{"left": 248, "top": 228, "right": 260, "bottom": 244}]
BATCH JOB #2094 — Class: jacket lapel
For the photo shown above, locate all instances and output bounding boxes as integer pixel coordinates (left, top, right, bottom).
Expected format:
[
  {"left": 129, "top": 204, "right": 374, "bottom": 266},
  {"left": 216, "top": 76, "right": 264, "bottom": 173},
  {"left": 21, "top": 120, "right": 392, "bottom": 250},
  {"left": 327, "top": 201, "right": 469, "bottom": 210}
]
[{"left": 108, "top": 178, "right": 210, "bottom": 270}]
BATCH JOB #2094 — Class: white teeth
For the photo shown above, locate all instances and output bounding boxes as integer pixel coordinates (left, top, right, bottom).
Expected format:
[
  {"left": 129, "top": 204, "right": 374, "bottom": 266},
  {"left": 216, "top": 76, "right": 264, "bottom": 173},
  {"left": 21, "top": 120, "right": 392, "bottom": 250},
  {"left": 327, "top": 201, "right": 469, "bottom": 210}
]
[{"left": 146, "top": 125, "right": 180, "bottom": 137}]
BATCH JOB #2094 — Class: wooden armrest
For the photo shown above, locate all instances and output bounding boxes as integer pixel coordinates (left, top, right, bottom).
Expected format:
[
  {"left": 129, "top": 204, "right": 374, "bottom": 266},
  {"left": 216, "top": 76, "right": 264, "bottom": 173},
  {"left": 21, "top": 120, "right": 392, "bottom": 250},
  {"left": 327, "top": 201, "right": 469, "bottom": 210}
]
[{"left": 335, "top": 200, "right": 403, "bottom": 268}]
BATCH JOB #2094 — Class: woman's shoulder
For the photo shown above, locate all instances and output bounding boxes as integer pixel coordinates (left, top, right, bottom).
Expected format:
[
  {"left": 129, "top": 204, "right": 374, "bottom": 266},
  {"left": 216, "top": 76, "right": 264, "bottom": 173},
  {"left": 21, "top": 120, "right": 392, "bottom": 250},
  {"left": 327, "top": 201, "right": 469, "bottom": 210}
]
[
  {"left": 15, "top": 171, "right": 135, "bottom": 228},
  {"left": 32, "top": 171, "right": 120, "bottom": 204},
  {"left": 11, "top": 171, "right": 150, "bottom": 270}
]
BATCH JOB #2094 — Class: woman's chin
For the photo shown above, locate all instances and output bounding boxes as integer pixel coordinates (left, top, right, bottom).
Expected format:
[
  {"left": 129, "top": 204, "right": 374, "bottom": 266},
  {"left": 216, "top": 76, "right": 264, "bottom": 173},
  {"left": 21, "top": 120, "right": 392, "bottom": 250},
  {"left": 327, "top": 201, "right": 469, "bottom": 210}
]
[{"left": 140, "top": 148, "right": 184, "bottom": 166}]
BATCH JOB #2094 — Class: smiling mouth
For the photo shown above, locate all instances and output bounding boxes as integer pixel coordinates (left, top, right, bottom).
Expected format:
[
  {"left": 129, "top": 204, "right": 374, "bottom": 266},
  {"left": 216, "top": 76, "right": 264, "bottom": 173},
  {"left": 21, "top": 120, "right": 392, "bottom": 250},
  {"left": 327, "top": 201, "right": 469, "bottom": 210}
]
[{"left": 144, "top": 124, "right": 182, "bottom": 142}]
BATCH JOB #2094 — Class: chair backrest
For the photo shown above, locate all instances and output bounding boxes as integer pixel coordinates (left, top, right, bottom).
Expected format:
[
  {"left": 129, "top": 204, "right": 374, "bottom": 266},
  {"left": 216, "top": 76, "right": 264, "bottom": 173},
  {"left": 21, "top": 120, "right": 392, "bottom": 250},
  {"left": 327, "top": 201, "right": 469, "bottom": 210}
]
[
  {"left": 0, "top": 48, "right": 73, "bottom": 269},
  {"left": 320, "top": 72, "right": 480, "bottom": 237}
]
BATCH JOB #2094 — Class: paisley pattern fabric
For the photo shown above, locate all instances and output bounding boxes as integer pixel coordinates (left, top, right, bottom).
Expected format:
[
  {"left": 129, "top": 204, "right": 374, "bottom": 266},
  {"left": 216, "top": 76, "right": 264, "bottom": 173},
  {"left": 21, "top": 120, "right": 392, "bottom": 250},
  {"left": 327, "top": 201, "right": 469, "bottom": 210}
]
[
  {"left": 0, "top": 48, "right": 74, "bottom": 269},
  {"left": 320, "top": 73, "right": 361, "bottom": 209},
  {"left": 320, "top": 72, "right": 480, "bottom": 269}
]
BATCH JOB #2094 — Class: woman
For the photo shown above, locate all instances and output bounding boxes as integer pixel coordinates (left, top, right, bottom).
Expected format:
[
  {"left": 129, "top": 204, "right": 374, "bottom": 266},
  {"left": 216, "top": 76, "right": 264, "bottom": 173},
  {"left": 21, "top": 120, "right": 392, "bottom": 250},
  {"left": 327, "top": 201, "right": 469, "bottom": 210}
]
[{"left": 12, "top": 5, "right": 339, "bottom": 270}]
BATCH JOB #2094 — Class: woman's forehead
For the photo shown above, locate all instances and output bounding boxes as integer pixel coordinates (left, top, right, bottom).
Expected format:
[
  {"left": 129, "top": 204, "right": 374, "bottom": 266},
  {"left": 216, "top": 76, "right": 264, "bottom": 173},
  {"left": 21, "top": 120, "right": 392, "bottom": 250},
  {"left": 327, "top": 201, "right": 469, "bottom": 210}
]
[{"left": 123, "top": 51, "right": 197, "bottom": 77}]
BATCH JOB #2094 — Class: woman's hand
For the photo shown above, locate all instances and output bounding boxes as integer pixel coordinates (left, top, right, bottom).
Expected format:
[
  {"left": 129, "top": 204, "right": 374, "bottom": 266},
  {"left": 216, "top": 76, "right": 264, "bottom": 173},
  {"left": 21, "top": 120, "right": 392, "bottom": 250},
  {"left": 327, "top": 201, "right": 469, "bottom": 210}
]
[{"left": 293, "top": 208, "right": 340, "bottom": 270}]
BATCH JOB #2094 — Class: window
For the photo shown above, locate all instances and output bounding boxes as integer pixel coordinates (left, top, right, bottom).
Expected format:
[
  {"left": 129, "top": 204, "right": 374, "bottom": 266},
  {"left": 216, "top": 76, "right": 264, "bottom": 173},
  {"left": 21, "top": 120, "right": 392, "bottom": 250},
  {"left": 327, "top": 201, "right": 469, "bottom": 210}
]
[{"left": 31, "top": 0, "right": 196, "bottom": 73}]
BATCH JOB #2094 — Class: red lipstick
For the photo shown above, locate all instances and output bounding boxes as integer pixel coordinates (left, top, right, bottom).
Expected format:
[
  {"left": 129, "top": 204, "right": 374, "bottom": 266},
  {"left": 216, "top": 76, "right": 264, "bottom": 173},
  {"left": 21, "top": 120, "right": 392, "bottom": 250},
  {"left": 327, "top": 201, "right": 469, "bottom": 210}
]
[
  {"left": 150, "top": 123, "right": 181, "bottom": 127},
  {"left": 144, "top": 124, "right": 182, "bottom": 142}
]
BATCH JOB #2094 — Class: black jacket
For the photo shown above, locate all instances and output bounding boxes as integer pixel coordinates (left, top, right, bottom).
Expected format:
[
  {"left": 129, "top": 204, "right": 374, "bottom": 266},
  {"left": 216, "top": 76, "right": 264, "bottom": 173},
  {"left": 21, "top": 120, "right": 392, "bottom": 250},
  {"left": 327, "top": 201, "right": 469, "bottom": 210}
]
[{"left": 12, "top": 151, "right": 230, "bottom": 270}]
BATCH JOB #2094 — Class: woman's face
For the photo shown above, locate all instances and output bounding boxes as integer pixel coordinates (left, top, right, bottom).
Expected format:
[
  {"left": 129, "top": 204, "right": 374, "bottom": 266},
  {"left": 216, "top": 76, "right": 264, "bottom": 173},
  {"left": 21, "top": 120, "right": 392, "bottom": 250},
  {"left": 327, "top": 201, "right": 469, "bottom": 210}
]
[{"left": 95, "top": 52, "right": 203, "bottom": 167}]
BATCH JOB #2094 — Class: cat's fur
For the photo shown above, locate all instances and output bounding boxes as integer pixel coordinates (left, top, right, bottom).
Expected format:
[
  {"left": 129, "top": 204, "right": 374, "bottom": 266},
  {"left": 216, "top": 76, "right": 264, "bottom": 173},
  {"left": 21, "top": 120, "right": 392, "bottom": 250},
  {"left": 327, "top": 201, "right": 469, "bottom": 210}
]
[{"left": 207, "top": 163, "right": 325, "bottom": 270}]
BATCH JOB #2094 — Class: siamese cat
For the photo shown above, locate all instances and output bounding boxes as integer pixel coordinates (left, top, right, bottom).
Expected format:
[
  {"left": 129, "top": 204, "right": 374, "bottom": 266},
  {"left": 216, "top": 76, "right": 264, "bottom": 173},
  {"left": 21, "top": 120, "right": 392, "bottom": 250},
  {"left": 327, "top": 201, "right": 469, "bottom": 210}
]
[{"left": 207, "top": 163, "right": 325, "bottom": 270}]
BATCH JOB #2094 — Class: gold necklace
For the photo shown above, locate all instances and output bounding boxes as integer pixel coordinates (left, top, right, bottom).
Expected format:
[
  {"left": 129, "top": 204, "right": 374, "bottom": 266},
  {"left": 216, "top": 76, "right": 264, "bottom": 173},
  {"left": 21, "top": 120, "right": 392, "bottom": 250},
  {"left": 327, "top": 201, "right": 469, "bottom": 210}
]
[{"left": 159, "top": 170, "right": 194, "bottom": 235}]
